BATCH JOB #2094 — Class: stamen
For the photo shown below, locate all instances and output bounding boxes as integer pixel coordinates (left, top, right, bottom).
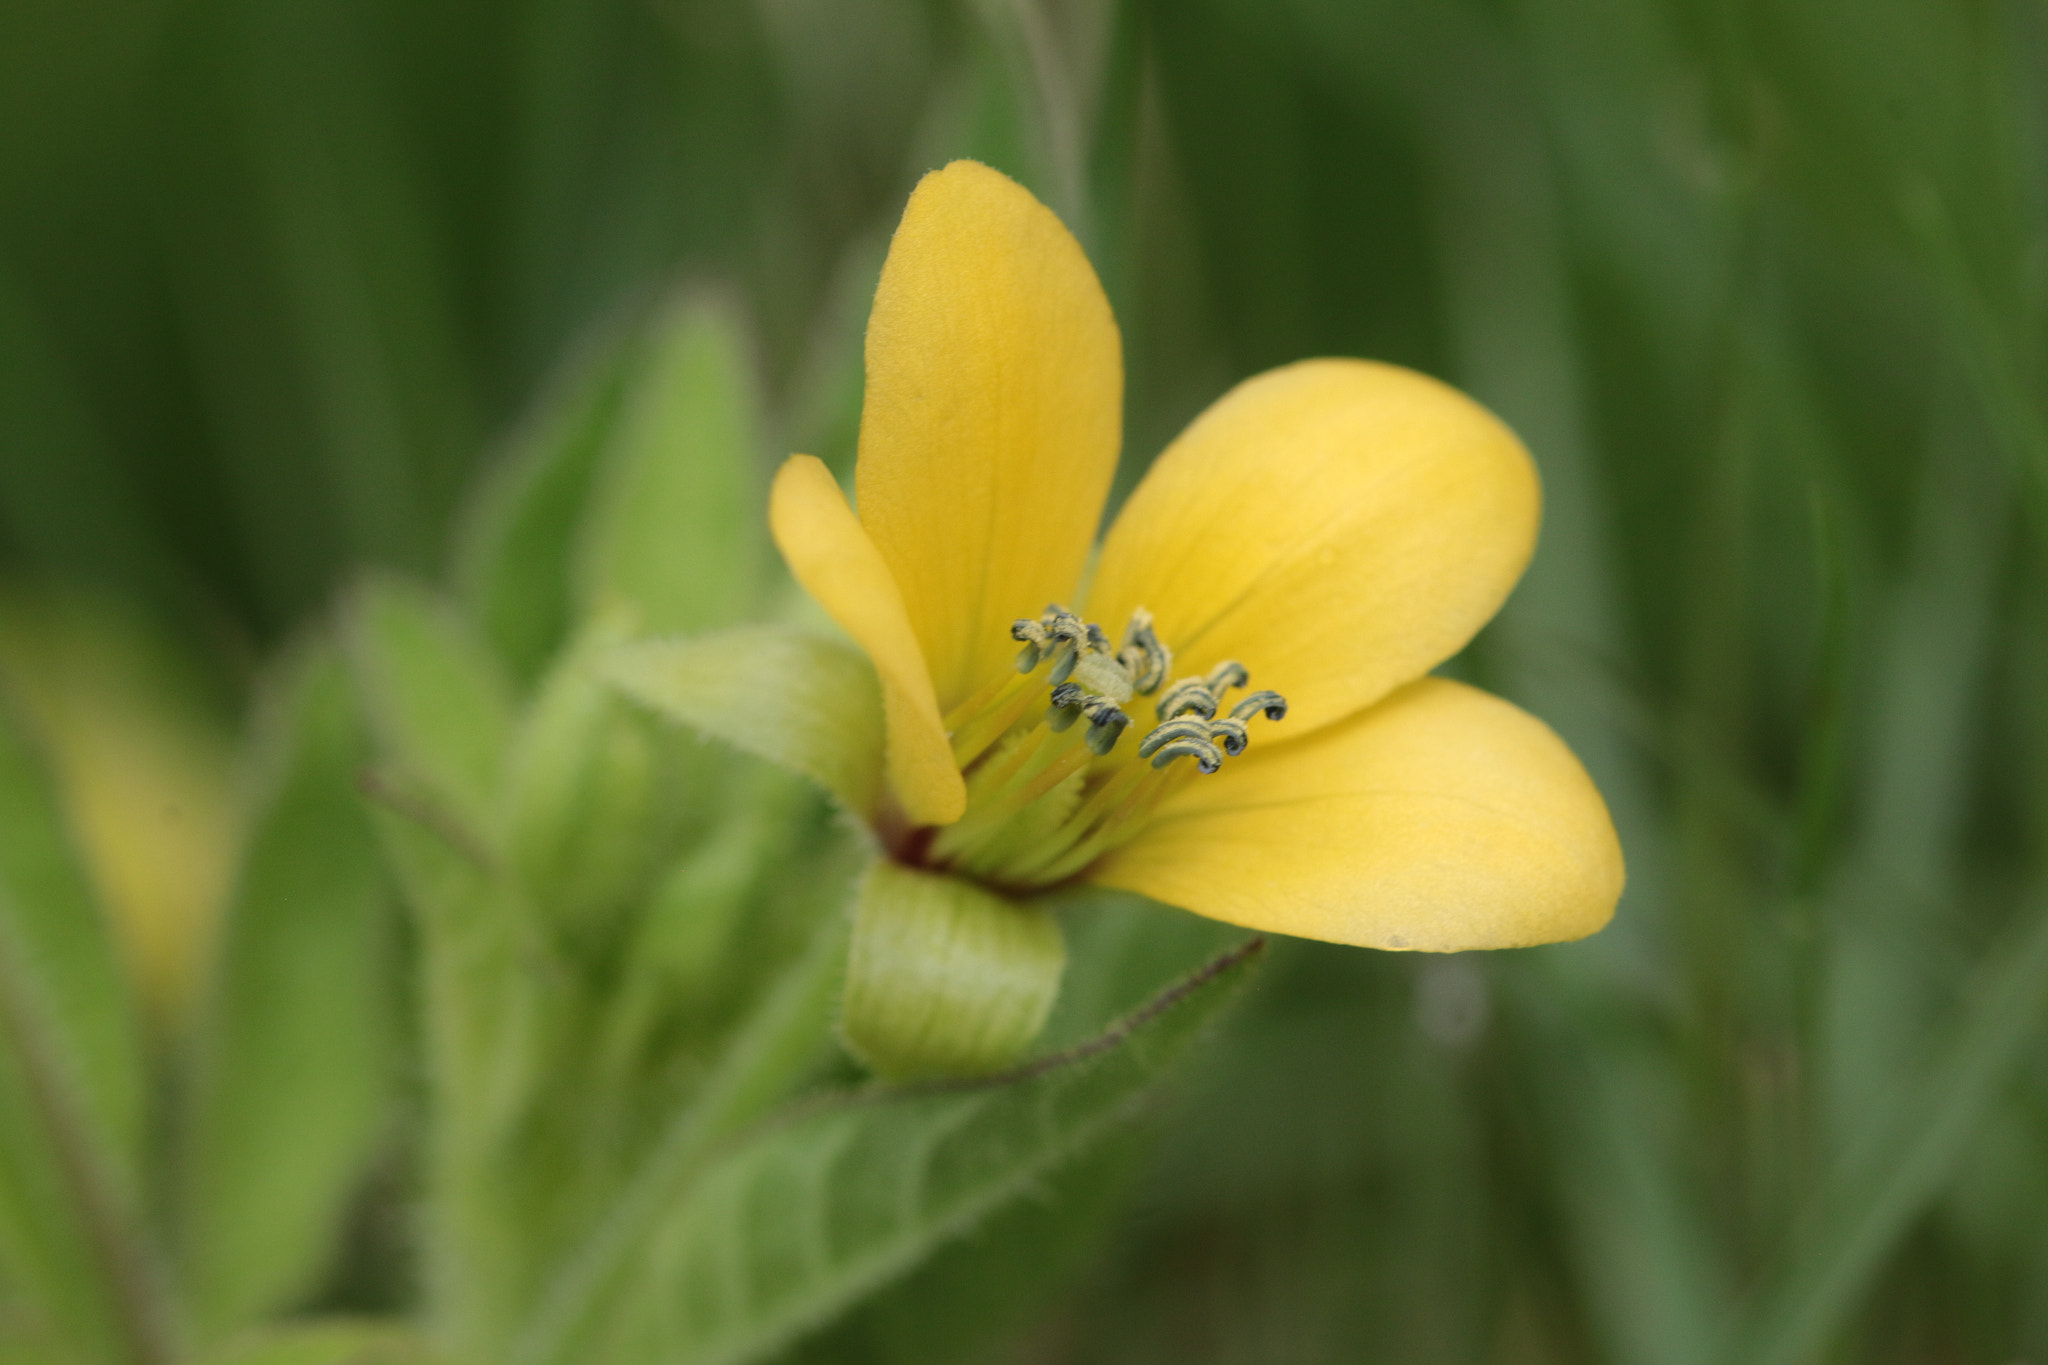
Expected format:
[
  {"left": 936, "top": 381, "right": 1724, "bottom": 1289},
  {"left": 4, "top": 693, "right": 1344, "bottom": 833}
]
[
  {"left": 1138, "top": 716, "right": 1213, "bottom": 759},
  {"left": 1046, "top": 681, "right": 1086, "bottom": 732},
  {"left": 930, "top": 606, "right": 1286, "bottom": 888},
  {"left": 1207, "top": 716, "right": 1249, "bottom": 756},
  {"left": 1148, "top": 737, "right": 1223, "bottom": 773},
  {"left": 1231, "top": 691, "right": 1288, "bottom": 722},
  {"left": 1081, "top": 699, "right": 1129, "bottom": 756},
  {"left": 1117, "top": 609, "right": 1172, "bottom": 694},
  {"left": 1155, "top": 678, "right": 1218, "bottom": 721},
  {"left": 1204, "top": 660, "right": 1249, "bottom": 693}
]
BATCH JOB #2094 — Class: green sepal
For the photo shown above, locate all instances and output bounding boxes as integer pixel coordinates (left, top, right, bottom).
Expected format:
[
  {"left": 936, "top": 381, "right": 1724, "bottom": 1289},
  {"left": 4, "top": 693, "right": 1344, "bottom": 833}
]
[
  {"left": 605, "top": 625, "right": 882, "bottom": 818},
  {"left": 503, "top": 605, "right": 671, "bottom": 943},
  {"left": 842, "top": 860, "right": 1065, "bottom": 1081},
  {"left": 575, "top": 293, "right": 766, "bottom": 636}
]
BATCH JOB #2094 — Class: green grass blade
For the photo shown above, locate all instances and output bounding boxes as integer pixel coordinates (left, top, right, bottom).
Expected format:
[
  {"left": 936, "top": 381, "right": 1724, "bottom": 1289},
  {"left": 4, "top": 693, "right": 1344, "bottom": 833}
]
[{"left": 1730, "top": 892, "right": 2048, "bottom": 1365}]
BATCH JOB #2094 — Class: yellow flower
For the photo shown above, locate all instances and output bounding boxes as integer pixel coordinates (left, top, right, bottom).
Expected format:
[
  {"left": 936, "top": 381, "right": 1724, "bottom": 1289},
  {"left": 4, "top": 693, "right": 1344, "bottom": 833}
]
[{"left": 770, "top": 159, "right": 1621, "bottom": 957}]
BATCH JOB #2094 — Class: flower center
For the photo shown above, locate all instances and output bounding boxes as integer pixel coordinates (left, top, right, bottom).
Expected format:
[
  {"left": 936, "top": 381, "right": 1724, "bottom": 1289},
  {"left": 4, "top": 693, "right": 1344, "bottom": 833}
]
[{"left": 910, "top": 605, "right": 1287, "bottom": 889}]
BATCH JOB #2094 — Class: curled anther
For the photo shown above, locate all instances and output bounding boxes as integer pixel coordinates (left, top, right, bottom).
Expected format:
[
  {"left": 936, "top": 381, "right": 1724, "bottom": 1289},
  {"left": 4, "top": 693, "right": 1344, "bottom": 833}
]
[
  {"left": 1085, "top": 622, "right": 1112, "bottom": 654},
  {"left": 1155, "top": 677, "right": 1218, "bottom": 721},
  {"left": 1207, "top": 716, "right": 1249, "bottom": 756},
  {"left": 1148, "top": 737, "right": 1223, "bottom": 773},
  {"left": 1137, "top": 716, "right": 1213, "bottom": 759},
  {"left": 1012, "top": 618, "right": 1049, "bottom": 672},
  {"left": 1204, "top": 660, "right": 1250, "bottom": 693},
  {"left": 1081, "top": 699, "right": 1130, "bottom": 756},
  {"left": 1230, "top": 690, "right": 1288, "bottom": 723},
  {"left": 1117, "top": 609, "right": 1172, "bottom": 694},
  {"left": 1046, "top": 681, "right": 1087, "bottom": 732},
  {"left": 1043, "top": 608, "right": 1086, "bottom": 643}
]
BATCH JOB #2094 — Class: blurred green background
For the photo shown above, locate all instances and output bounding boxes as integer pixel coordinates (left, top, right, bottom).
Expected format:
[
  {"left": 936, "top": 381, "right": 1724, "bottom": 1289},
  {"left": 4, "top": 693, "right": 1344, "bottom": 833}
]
[{"left": 4, "top": 0, "right": 2048, "bottom": 1361}]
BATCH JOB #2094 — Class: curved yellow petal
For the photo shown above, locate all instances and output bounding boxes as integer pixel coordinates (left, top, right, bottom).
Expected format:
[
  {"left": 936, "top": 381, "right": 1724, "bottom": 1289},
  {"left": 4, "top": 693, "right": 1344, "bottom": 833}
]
[
  {"left": 1086, "top": 360, "right": 1538, "bottom": 740},
  {"left": 856, "top": 160, "right": 1122, "bottom": 710},
  {"left": 1089, "top": 677, "right": 1622, "bottom": 950},
  {"left": 769, "top": 456, "right": 965, "bottom": 826}
]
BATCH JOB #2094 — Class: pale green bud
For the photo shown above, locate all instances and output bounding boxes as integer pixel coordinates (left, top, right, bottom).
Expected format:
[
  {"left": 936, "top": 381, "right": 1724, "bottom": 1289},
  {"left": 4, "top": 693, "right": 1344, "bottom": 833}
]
[{"left": 841, "top": 861, "right": 1065, "bottom": 1080}]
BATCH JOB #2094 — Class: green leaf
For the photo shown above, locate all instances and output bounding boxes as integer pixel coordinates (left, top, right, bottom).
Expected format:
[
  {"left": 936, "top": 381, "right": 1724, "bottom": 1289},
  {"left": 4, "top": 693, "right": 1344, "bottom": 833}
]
[
  {"left": 179, "top": 642, "right": 398, "bottom": 1343},
  {"left": 0, "top": 695, "right": 164, "bottom": 1365},
  {"left": 341, "top": 573, "right": 515, "bottom": 852},
  {"left": 451, "top": 328, "right": 637, "bottom": 685},
  {"left": 536, "top": 936, "right": 1264, "bottom": 1365},
  {"left": 575, "top": 294, "right": 767, "bottom": 636},
  {"left": 189, "top": 1320, "right": 440, "bottom": 1365},
  {"left": 605, "top": 625, "right": 882, "bottom": 818}
]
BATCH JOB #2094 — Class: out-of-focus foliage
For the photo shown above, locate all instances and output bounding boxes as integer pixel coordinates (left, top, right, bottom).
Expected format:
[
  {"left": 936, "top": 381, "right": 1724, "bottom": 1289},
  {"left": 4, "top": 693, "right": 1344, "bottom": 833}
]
[{"left": 3, "top": 0, "right": 2048, "bottom": 1362}]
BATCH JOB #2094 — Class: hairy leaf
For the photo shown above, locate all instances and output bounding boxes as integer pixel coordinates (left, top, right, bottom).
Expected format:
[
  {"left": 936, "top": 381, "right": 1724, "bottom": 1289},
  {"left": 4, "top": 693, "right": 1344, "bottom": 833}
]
[
  {"left": 179, "top": 644, "right": 398, "bottom": 1342},
  {"left": 545, "top": 937, "right": 1263, "bottom": 1365},
  {"left": 190, "top": 1320, "right": 440, "bottom": 1365},
  {"left": 575, "top": 294, "right": 767, "bottom": 636},
  {"left": 342, "top": 573, "right": 515, "bottom": 853},
  {"left": 0, "top": 697, "right": 163, "bottom": 1365}
]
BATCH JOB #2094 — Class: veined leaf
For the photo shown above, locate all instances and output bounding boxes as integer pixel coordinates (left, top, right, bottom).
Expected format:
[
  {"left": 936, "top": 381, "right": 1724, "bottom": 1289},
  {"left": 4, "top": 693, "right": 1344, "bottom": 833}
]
[
  {"left": 605, "top": 625, "right": 882, "bottom": 819},
  {"left": 179, "top": 643, "right": 398, "bottom": 1343},
  {"left": 538, "top": 936, "right": 1264, "bottom": 1365}
]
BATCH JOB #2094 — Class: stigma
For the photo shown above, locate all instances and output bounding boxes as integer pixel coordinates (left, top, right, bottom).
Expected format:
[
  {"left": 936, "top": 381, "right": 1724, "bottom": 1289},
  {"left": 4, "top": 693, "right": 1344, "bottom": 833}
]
[{"left": 919, "top": 604, "right": 1287, "bottom": 888}]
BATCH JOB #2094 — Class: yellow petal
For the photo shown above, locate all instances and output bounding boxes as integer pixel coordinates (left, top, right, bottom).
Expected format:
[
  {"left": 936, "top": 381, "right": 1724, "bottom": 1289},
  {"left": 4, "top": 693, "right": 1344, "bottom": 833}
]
[
  {"left": 769, "top": 456, "right": 965, "bottom": 826},
  {"left": 1089, "top": 677, "right": 1622, "bottom": 950},
  {"left": 1086, "top": 359, "right": 1538, "bottom": 740},
  {"left": 856, "top": 160, "right": 1122, "bottom": 709}
]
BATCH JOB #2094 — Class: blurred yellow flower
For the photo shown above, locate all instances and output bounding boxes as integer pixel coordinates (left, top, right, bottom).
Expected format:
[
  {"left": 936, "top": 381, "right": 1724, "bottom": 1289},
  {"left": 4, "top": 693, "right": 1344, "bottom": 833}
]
[
  {"left": 771, "top": 160, "right": 1621, "bottom": 951},
  {"left": 0, "top": 590, "right": 238, "bottom": 1018}
]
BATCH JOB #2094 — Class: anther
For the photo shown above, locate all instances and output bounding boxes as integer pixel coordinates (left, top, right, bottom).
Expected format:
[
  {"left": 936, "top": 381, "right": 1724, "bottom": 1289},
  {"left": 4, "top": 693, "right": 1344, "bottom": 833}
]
[
  {"left": 1204, "top": 660, "right": 1249, "bottom": 693},
  {"left": 1138, "top": 716, "right": 1213, "bottom": 759},
  {"left": 1148, "top": 737, "right": 1223, "bottom": 773},
  {"left": 1117, "top": 609, "right": 1172, "bottom": 694},
  {"left": 1012, "top": 619, "right": 1049, "bottom": 672},
  {"left": 1046, "top": 681, "right": 1086, "bottom": 731},
  {"left": 1155, "top": 678, "right": 1218, "bottom": 721},
  {"left": 1207, "top": 716, "right": 1249, "bottom": 756},
  {"left": 1082, "top": 700, "right": 1130, "bottom": 756},
  {"left": 1085, "top": 623, "right": 1112, "bottom": 654},
  {"left": 1231, "top": 690, "right": 1288, "bottom": 723}
]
